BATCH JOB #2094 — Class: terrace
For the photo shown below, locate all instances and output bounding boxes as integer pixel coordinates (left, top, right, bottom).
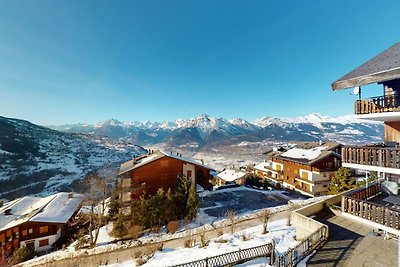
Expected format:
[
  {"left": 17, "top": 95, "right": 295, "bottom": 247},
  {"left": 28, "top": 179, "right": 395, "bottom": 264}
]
[{"left": 341, "top": 183, "right": 400, "bottom": 233}]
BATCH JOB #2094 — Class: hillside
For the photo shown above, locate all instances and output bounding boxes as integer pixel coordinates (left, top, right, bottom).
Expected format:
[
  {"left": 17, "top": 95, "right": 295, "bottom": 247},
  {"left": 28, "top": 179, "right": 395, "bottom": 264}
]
[{"left": 0, "top": 116, "right": 146, "bottom": 199}]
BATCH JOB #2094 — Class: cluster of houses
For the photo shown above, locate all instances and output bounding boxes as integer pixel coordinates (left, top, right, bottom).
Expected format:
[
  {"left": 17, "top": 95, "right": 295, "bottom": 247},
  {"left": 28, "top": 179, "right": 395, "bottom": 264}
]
[
  {"left": 3, "top": 42, "right": 400, "bottom": 260},
  {"left": 117, "top": 141, "right": 343, "bottom": 205}
]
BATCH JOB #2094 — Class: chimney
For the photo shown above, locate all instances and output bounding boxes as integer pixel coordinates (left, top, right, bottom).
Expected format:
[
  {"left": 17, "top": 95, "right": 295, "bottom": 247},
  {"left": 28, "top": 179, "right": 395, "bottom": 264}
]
[
  {"left": 68, "top": 192, "right": 74, "bottom": 199},
  {"left": 319, "top": 140, "right": 323, "bottom": 146}
]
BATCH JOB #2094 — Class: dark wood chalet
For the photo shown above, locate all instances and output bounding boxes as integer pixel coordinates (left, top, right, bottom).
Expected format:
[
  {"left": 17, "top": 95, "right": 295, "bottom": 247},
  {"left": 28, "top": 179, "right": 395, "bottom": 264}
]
[
  {"left": 118, "top": 150, "right": 216, "bottom": 202},
  {"left": 332, "top": 42, "right": 400, "bottom": 181},
  {"left": 0, "top": 193, "right": 82, "bottom": 257}
]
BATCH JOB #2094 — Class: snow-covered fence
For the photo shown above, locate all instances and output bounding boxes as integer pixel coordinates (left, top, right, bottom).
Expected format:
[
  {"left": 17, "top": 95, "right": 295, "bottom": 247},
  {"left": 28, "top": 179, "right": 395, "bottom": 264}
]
[
  {"left": 275, "top": 225, "right": 328, "bottom": 267},
  {"left": 170, "top": 242, "right": 274, "bottom": 267}
]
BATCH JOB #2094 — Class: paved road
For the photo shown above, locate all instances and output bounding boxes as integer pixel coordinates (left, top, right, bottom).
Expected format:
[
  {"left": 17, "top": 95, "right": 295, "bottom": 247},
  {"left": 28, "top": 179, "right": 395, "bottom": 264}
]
[{"left": 307, "top": 211, "right": 398, "bottom": 267}]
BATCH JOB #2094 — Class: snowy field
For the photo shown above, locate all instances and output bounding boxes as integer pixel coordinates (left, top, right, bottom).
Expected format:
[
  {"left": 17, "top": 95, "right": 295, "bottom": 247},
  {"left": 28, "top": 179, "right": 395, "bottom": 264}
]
[{"left": 100, "top": 219, "right": 297, "bottom": 267}]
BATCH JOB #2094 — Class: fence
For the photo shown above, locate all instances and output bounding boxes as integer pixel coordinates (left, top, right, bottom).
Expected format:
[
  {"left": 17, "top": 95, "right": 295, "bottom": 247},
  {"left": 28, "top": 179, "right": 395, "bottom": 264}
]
[
  {"left": 171, "top": 225, "right": 328, "bottom": 267},
  {"left": 171, "top": 242, "right": 274, "bottom": 267},
  {"left": 275, "top": 226, "right": 328, "bottom": 267}
]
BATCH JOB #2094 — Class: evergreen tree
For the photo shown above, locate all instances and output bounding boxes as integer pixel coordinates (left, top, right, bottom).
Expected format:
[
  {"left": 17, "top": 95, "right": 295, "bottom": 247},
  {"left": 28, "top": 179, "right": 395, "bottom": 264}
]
[
  {"left": 329, "top": 167, "right": 355, "bottom": 194},
  {"left": 165, "top": 188, "right": 175, "bottom": 222},
  {"left": 186, "top": 184, "right": 200, "bottom": 220},
  {"left": 111, "top": 213, "right": 128, "bottom": 238},
  {"left": 174, "top": 175, "right": 191, "bottom": 219},
  {"left": 108, "top": 179, "right": 120, "bottom": 220}
]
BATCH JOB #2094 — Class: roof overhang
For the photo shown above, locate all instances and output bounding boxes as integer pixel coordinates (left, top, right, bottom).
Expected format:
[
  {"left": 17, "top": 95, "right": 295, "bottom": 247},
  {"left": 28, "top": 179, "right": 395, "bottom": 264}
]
[{"left": 332, "top": 67, "right": 400, "bottom": 91}]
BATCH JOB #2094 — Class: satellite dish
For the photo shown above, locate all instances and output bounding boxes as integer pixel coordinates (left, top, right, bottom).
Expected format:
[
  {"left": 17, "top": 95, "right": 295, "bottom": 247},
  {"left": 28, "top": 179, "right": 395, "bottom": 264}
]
[{"left": 353, "top": 86, "right": 360, "bottom": 95}]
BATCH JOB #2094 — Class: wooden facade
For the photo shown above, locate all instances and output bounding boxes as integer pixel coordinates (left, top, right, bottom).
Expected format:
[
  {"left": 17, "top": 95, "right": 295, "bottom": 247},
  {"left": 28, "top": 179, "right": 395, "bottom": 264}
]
[
  {"left": 0, "top": 221, "right": 64, "bottom": 256},
  {"left": 119, "top": 153, "right": 214, "bottom": 200},
  {"left": 270, "top": 157, "right": 338, "bottom": 196}
]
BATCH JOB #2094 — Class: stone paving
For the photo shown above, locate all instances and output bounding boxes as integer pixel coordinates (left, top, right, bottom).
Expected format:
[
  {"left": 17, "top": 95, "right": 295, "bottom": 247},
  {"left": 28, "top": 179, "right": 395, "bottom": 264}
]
[{"left": 307, "top": 211, "right": 398, "bottom": 267}]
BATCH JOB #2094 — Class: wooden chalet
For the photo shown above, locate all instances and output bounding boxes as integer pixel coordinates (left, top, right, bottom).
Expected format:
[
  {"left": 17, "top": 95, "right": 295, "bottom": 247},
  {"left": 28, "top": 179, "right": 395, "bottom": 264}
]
[
  {"left": 118, "top": 150, "right": 216, "bottom": 202},
  {"left": 214, "top": 169, "right": 248, "bottom": 186},
  {"left": 0, "top": 192, "right": 82, "bottom": 257},
  {"left": 262, "top": 142, "right": 341, "bottom": 197},
  {"left": 330, "top": 43, "right": 400, "bottom": 236},
  {"left": 332, "top": 42, "right": 400, "bottom": 181}
]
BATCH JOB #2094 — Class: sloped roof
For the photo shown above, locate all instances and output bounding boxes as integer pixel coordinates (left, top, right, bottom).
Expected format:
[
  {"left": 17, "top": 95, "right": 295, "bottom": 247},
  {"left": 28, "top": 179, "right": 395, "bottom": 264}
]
[
  {"left": 0, "top": 193, "right": 82, "bottom": 232},
  {"left": 332, "top": 42, "right": 400, "bottom": 90},
  {"left": 118, "top": 150, "right": 216, "bottom": 175},
  {"left": 216, "top": 169, "right": 247, "bottom": 182},
  {"left": 270, "top": 141, "right": 341, "bottom": 166}
]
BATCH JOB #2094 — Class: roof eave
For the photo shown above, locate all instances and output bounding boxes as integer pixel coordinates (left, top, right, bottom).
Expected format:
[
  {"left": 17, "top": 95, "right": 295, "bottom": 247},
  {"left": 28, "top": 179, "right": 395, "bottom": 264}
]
[{"left": 332, "top": 68, "right": 400, "bottom": 91}]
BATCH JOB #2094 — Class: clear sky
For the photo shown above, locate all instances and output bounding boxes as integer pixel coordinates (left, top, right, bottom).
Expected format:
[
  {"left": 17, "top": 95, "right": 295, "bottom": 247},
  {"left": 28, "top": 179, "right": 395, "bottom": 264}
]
[{"left": 0, "top": 0, "right": 399, "bottom": 125}]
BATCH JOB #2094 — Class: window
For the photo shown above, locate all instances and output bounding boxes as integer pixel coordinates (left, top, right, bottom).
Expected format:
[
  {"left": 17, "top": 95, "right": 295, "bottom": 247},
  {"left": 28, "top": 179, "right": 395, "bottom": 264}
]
[
  {"left": 160, "top": 159, "right": 169, "bottom": 167},
  {"left": 187, "top": 170, "right": 192, "bottom": 178},
  {"left": 22, "top": 230, "right": 28, "bottom": 236},
  {"left": 39, "top": 239, "right": 49, "bottom": 247},
  {"left": 39, "top": 226, "right": 48, "bottom": 234},
  {"left": 28, "top": 228, "right": 33, "bottom": 234}
]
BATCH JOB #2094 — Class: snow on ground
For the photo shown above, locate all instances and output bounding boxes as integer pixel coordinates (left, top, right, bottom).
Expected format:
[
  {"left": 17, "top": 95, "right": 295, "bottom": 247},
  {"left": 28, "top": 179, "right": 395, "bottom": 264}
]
[
  {"left": 234, "top": 258, "right": 271, "bottom": 267},
  {"left": 23, "top": 191, "right": 322, "bottom": 267},
  {"left": 102, "top": 219, "right": 296, "bottom": 267},
  {"left": 96, "top": 222, "right": 115, "bottom": 246}
]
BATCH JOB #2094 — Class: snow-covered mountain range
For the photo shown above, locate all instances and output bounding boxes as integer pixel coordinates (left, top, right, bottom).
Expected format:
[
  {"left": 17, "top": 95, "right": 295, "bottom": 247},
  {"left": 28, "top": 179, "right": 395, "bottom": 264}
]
[
  {"left": 0, "top": 116, "right": 147, "bottom": 199},
  {"left": 49, "top": 113, "right": 383, "bottom": 150}
]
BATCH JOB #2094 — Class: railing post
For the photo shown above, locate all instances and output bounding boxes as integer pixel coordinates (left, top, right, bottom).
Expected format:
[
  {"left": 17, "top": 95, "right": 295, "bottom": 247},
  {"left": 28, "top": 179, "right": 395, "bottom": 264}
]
[{"left": 270, "top": 240, "right": 275, "bottom": 266}]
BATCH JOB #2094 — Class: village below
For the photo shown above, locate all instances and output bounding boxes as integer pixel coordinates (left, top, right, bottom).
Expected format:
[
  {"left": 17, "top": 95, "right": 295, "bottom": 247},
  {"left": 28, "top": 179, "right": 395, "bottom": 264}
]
[{"left": 1, "top": 3, "right": 400, "bottom": 267}]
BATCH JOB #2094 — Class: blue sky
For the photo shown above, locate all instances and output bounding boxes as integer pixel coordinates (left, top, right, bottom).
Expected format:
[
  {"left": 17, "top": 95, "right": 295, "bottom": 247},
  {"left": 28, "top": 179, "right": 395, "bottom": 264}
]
[{"left": 0, "top": 0, "right": 399, "bottom": 125}]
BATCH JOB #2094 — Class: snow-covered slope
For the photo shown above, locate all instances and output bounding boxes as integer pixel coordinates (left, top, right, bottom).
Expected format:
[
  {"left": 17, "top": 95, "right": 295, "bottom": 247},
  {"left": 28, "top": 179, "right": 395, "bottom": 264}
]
[
  {"left": 50, "top": 113, "right": 383, "bottom": 150},
  {"left": 0, "top": 116, "right": 147, "bottom": 199}
]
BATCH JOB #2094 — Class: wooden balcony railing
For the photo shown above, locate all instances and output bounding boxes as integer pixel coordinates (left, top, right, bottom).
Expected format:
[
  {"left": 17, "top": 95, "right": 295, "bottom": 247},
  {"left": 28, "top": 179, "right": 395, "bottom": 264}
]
[
  {"left": 342, "top": 146, "right": 400, "bottom": 169},
  {"left": 342, "top": 185, "right": 400, "bottom": 230},
  {"left": 355, "top": 94, "right": 400, "bottom": 115}
]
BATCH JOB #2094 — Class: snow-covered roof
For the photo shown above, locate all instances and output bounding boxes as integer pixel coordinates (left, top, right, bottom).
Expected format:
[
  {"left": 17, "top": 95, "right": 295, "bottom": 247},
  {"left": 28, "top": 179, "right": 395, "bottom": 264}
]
[
  {"left": 31, "top": 193, "right": 83, "bottom": 223},
  {"left": 253, "top": 162, "right": 272, "bottom": 171},
  {"left": 281, "top": 146, "right": 328, "bottom": 161},
  {"left": 0, "top": 193, "right": 82, "bottom": 232},
  {"left": 269, "top": 141, "right": 341, "bottom": 166},
  {"left": 216, "top": 169, "right": 247, "bottom": 182},
  {"left": 118, "top": 150, "right": 216, "bottom": 175}
]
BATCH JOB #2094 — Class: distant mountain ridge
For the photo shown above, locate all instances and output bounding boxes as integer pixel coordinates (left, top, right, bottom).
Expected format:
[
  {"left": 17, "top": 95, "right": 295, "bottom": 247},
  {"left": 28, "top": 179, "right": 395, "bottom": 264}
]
[{"left": 48, "top": 113, "right": 384, "bottom": 150}]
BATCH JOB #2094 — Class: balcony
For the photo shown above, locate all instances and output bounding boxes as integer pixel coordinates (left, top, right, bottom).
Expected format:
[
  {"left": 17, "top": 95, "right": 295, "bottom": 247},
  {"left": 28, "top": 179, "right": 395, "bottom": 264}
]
[
  {"left": 355, "top": 94, "right": 400, "bottom": 121},
  {"left": 342, "top": 146, "right": 400, "bottom": 174}
]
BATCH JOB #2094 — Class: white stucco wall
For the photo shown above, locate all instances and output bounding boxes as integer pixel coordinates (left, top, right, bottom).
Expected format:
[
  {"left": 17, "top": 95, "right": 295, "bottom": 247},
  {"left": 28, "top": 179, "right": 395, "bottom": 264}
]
[{"left": 20, "top": 227, "right": 61, "bottom": 253}]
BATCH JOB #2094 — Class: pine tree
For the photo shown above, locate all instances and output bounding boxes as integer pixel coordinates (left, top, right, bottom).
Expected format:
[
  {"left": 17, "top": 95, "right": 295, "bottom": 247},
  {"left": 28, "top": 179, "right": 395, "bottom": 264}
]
[
  {"left": 111, "top": 213, "right": 128, "bottom": 238},
  {"left": 165, "top": 188, "right": 175, "bottom": 222},
  {"left": 108, "top": 179, "right": 120, "bottom": 220},
  {"left": 186, "top": 184, "right": 200, "bottom": 220},
  {"left": 174, "top": 175, "right": 191, "bottom": 219},
  {"left": 329, "top": 167, "right": 355, "bottom": 194}
]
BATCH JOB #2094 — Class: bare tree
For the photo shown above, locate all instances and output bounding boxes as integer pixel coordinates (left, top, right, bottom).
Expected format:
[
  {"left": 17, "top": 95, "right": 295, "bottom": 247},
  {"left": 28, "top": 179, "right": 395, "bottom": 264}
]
[
  {"left": 258, "top": 209, "right": 271, "bottom": 234},
  {"left": 225, "top": 209, "right": 236, "bottom": 234},
  {"left": 83, "top": 171, "right": 113, "bottom": 248}
]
